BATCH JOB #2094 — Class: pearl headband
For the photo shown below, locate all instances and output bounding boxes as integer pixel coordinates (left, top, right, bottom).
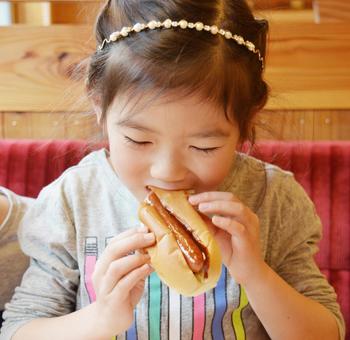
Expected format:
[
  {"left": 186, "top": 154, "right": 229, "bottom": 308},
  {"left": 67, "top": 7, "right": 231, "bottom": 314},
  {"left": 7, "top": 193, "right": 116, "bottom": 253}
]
[{"left": 98, "top": 19, "right": 264, "bottom": 68}]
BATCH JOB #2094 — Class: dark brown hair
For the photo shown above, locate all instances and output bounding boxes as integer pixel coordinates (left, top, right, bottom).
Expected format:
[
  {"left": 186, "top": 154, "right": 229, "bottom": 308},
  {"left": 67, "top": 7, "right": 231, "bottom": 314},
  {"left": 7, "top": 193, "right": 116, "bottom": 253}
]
[{"left": 86, "top": 0, "right": 269, "bottom": 146}]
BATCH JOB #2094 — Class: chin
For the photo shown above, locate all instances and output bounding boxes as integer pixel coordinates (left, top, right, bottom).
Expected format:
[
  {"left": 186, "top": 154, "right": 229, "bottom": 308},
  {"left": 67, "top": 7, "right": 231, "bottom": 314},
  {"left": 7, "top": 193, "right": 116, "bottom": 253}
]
[{"left": 135, "top": 189, "right": 150, "bottom": 202}]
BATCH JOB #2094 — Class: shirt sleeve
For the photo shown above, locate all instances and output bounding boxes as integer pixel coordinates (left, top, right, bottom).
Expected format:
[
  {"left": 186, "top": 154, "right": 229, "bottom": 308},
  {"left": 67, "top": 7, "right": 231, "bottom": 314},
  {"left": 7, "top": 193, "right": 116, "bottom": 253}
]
[
  {"left": 268, "top": 174, "right": 346, "bottom": 340},
  {"left": 0, "top": 183, "right": 79, "bottom": 340},
  {"left": 0, "top": 188, "right": 33, "bottom": 311}
]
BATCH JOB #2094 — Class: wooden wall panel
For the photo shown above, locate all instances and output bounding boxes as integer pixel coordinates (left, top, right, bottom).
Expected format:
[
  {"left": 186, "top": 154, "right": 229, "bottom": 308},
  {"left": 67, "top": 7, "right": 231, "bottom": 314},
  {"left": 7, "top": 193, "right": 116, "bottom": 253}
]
[
  {"left": 1, "top": 22, "right": 350, "bottom": 112},
  {"left": 2, "top": 112, "right": 99, "bottom": 139},
  {"left": 1, "top": 3, "right": 349, "bottom": 140},
  {"left": 314, "top": 111, "right": 334, "bottom": 140},
  {"left": 50, "top": 2, "right": 101, "bottom": 24},
  {"left": 4, "top": 112, "right": 63, "bottom": 138},
  {"left": 30, "top": 113, "right": 66, "bottom": 138},
  {"left": 257, "top": 110, "right": 314, "bottom": 140},
  {"left": 250, "top": 0, "right": 313, "bottom": 10},
  {"left": 266, "top": 22, "right": 350, "bottom": 110},
  {"left": 13, "top": 2, "right": 51, "bottom": 24},
  {"left": 1, "top": 110, "right": 348, "bottom": 140},
  {"left": 314, "top": 0, "right": 350, "bottom": 22},
  {"left": 256, "top": 110, "right": 350, "bottom": 140},
  {"left": 3, "top": 112, "right": 33, "bottom": 138},
  {"left": 333, "top": 111, "right": 350, "bottom": 140},
  {"left": 8, "top": 0, "right": 100, "bottom": 2},
  {"left": 262, "top": 9, "right": 314, "bottom": 23},
  {"left": 0, "top": 25, "right": 92, "bottom": 112},
  {"left": 64, "top": 113, "right": 99, "bottom": 139},
  {"left": 0, "top": 113, "right": 4, "bottom": 138}
]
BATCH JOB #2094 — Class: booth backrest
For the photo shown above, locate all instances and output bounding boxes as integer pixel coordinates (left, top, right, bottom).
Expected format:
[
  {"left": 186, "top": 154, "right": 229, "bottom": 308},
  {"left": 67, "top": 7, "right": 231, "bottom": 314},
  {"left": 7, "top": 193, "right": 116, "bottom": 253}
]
[{"left": 0, "top": 139, "right": 349, "bottom": 337}]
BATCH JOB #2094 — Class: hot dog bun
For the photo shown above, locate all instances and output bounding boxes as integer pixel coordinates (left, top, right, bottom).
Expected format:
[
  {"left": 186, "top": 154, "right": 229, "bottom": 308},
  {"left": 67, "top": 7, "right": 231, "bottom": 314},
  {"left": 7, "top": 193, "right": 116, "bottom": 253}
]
[{"left": 138, "top": 186, "right": 222, "bottom": 296}]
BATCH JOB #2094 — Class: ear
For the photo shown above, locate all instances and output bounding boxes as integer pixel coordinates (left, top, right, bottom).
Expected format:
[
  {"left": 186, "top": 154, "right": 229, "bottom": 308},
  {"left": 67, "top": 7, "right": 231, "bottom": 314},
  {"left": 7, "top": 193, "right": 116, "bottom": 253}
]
[{"left": 91, "top": 96, "right": 103, "bottom": 125}]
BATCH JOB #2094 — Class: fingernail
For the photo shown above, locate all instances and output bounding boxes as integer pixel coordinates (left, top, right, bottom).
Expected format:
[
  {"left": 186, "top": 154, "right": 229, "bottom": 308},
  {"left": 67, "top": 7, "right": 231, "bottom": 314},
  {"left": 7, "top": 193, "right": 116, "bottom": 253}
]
[
  {"left": 144, "top": 232, "right": 155, "bottom": 241},
  {"left": 188, "top": 196, "right": 197, "bottom": 204},
  {"left": 212, "top": 215, "right": 230, "bottom": 225},
  {"left": 198, "top": 203, "right": 209, "bottom": 211},
  {"left": 138, "top": 224, "right": 148, "bottom": 232}
]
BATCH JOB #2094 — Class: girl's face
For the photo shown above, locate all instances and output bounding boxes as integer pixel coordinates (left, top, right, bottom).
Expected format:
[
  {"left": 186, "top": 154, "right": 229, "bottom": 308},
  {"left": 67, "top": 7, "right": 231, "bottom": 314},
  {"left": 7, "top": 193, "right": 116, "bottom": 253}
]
[{"left": 105, "top": 91, "right": 240, "bottom": 202}]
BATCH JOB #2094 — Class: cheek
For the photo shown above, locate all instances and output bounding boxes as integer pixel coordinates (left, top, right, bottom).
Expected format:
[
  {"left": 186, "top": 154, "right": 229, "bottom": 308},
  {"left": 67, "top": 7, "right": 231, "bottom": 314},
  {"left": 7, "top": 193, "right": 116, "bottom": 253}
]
[
  {"left": 193, "top": 149, "right": 235, "bottom": 189},
  {"left": 196, "top": 163, "right": 230, "bottom": 188},
  {"left": 109, "top": 143, "right": 146, "bottom": 183}
]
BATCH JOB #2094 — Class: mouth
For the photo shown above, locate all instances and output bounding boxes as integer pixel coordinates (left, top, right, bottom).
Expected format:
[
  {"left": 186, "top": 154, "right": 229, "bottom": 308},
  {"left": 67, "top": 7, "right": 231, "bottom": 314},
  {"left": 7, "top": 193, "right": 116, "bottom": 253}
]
[{"left": 145, "top": 185, "right": 195, "bottom": 194}]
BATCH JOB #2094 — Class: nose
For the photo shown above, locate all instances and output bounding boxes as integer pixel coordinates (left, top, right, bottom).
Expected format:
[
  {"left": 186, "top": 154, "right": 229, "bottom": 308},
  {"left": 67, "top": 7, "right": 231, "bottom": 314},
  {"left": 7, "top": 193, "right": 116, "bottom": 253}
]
[{"left": 150, "top": 151, "right": 187, "bottom": 184}]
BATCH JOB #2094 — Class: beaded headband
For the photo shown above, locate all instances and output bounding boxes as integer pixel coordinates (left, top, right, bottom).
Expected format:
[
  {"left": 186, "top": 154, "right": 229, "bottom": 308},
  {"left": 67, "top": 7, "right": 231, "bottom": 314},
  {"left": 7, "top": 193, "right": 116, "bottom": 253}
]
[{"left": 98, "top": 19, "right": 264, "bottom": 68}]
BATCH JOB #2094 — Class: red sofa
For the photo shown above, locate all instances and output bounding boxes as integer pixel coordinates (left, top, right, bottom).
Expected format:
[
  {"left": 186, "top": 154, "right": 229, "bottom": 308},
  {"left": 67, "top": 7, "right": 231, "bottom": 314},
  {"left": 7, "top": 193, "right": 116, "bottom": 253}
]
[{"left": 0, "top": 139, "right": 349, "bottom": 337}]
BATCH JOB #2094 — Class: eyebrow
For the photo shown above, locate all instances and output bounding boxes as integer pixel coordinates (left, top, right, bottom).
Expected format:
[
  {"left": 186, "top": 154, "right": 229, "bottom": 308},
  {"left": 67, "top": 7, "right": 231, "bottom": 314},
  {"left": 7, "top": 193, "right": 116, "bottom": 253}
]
[
  {"left": 117, "top": 118, "right": 230, "bottom": 138},
  {"left": 188, "top": 129, "right": 230, "bottom": 138},
  {"left": 117, "top": 118, "right": 157, "bottom": 133}
]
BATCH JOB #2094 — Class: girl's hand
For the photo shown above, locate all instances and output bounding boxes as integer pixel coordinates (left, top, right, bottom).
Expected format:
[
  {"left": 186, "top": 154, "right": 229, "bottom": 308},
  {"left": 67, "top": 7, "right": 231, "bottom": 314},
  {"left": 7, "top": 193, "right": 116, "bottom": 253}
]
[
  {"left": 91, "top": 226, "right": 155, "bottom": 337},
  {"left": 189, "top": 191, "right": 265, "bottom": 285}
]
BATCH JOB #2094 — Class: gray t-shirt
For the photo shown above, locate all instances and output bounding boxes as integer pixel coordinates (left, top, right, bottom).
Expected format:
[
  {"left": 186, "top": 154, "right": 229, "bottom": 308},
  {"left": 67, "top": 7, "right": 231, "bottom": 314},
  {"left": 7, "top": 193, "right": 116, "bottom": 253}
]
[
  {"left": 0, "top": 149, "right": 345, "bottom": 339},
  {"left": 0, "top": 188, "right": 33, "bottom": 310}
]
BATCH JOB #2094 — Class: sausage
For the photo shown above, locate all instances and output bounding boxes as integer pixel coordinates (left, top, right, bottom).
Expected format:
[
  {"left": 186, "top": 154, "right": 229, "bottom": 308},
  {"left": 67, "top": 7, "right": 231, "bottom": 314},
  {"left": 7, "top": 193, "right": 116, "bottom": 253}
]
[{"left": 148, "top": 192, "right": 206, "bottom": 274}]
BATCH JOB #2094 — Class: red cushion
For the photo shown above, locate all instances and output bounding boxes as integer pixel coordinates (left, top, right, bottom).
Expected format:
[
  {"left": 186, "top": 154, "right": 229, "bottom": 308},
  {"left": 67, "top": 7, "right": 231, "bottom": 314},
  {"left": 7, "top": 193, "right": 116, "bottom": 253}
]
[
  {"left": 0, "top": 139, "right": 95, "bottom": 197},
  {"left": 251, "top": 141, "right": 350, "bottom": 337},
  {"left": 0, "top": 139, "right": 349, "bottom": 336}
]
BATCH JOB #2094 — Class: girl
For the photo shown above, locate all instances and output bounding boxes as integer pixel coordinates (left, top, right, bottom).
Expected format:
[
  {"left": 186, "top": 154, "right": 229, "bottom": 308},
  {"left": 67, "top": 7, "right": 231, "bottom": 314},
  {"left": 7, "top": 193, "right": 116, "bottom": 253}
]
[{"left": 0, "top": 0, "right": 345, "bottom": 339}]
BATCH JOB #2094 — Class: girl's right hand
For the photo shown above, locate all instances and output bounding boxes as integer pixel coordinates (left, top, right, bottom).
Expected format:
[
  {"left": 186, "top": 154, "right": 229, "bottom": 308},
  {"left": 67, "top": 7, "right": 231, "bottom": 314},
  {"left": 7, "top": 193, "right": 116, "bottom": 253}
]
[{"left": 91, "top": 226, "right": 155, "bottom": 337}]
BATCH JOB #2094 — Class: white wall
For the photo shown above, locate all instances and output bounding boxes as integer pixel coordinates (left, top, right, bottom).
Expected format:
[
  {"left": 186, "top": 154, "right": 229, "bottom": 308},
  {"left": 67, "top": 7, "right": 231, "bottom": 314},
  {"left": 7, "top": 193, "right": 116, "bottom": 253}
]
[{"left": 0, "top": 1, "right": 12, "bottom": 26}]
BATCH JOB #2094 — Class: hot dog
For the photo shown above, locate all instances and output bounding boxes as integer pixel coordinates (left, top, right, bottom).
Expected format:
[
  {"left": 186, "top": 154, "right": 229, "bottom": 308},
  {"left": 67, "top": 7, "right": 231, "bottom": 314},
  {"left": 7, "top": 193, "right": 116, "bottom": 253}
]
[
  {"left": 138, "top": 186, "right": 222, "bottom": 296},
  {"left": 147, "top": 191, "right": 207, "bottom": 274}
]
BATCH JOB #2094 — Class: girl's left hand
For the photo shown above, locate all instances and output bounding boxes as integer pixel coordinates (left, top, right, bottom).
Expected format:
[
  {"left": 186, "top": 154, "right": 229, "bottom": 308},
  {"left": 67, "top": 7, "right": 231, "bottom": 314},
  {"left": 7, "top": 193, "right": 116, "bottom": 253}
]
[{"left": 189, "top": 191, "right": 265, "bottom": 285}]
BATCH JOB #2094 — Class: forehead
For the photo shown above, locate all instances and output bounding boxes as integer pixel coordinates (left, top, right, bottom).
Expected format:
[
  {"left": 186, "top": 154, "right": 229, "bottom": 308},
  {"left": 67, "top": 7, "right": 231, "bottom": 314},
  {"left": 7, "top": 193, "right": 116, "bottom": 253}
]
[{"left": 108, "top": 90, "right": 232, "bottom": 128}]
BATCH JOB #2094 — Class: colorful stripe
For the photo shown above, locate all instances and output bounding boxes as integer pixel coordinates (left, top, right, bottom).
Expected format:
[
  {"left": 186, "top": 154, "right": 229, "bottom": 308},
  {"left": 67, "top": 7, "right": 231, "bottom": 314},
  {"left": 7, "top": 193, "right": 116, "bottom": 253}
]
[
  {"left": 106, "top": 238, "right": 118, "bottom": 340},
  {"left": 148, "top": 272, "right": 162, "bottom": 340},
  {"left": 231, "top": 285, "right": 248, "bottom": 340},
  {"left": 211, "top": 266, "right": 227, "bottom": 339},
  {"left": 168, "top": 287, "right": 181, "bottom": 340},
  {"left": 126, "top": 310, "right": 137, "bottom": 340},
  {"left": 192, "top": 293, "right": 206, "bottom": 340},
  {"left": 84, "top": 237, "right": 98, "bottom": 303}
]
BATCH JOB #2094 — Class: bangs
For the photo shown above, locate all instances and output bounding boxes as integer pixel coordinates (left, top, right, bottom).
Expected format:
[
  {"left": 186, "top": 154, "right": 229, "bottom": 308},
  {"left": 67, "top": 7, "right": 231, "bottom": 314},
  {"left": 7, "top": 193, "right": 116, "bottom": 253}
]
[{"left": 101, "top": 37, "right": 250, "bottom": 125}]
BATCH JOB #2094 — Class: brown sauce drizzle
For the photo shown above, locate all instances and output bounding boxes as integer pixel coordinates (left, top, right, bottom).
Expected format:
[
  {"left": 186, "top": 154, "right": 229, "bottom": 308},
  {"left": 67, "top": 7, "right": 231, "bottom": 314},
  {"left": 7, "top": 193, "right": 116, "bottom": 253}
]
[{"left": 148, "top": 192, "right": 209, "bottom": 278}]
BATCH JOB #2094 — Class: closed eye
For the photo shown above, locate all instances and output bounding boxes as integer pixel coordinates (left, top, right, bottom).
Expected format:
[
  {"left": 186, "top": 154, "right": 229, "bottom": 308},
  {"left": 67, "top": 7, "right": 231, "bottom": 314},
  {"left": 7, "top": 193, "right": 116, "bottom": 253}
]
[
  {"left": 190, "top": 146, "right": 220, "bottom": 154},
  {"left": 124, "top": 136, "right": 151, "bottom": 146}
]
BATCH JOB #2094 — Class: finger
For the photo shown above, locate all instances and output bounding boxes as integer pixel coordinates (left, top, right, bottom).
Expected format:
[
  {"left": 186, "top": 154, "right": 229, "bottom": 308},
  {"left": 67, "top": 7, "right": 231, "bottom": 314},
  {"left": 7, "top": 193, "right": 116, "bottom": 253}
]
[
  {"left": 198, "top": 200, "right": 252, "bottom": 226},
  {"left": 100, "top": 253, "right": 151, "bottom": 294},
  {"left": 93, "top": 231, "right": 155, "bottom": 282},
  {"left": 189, "top": 191, "right": 238, "bottom": 205},
  {"left": 112, "top": 263, "right": 154, "bottom": 298},
  {"left": 197, "top": 211, "right": 218, "bottom": 236},
  {"left": 211, "top": 215, "right": 245, "bottom": 237},
  {"left": 108, "top": 226, "right": 150, "bottom": 257},
  {"left": 129, "top": 277, "right": 148, "bottom": 306},
  {"left": 108, "top": 225, "right": 149, "bottom": 245}
]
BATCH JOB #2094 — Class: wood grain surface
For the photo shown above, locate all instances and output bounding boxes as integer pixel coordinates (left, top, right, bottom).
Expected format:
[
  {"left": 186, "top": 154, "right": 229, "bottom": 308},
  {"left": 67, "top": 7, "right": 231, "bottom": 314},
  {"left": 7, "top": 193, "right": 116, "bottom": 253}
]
[
  {"left": 1, "top": 3, "right": 349, "bottom": 140},
  {"left": 1, "top": 22, "right": 349, "bottom": 111},
  {"left": 315, "top": 0, "right": 350, "bottom": 22},
  {"left": 0, "top": 25, "right": 93, "bottom": 112},
  {"left": 266, "top": 22, "right": 350, "bottom": 110},
  {"left": 1, "top": 110, "right": 349, "bottom": 140}
]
